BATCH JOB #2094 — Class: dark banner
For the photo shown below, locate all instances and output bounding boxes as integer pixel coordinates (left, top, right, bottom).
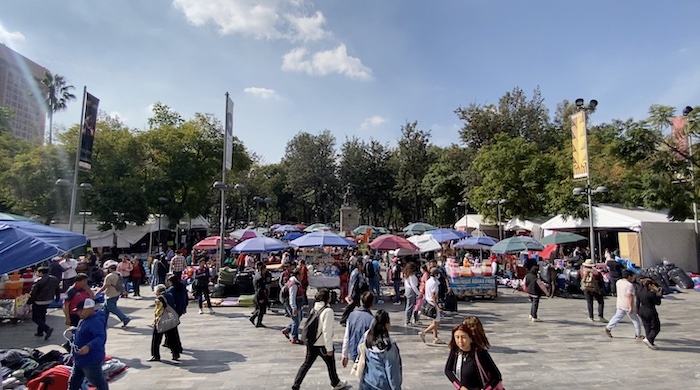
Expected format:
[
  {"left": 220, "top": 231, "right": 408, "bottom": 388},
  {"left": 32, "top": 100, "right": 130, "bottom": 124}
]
[{"left": 79, "top": 92, "right": 99, "bottom": 170}]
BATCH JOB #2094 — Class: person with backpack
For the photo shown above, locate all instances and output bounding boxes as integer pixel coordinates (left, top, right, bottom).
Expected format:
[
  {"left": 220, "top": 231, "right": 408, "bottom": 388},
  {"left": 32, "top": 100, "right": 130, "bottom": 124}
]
[
  {"left": 579, "top": 259, "right": 606, "bottom": 322},
  {"left": 340, "top": 259, "right": 368, "bottom": 326},
  {"left": 282, "top": 268, "right": 305, "bottom": 344},
  {"left": 292, "top": 289, "right": 347, "bottom": 390},
  {"left": 365, "top": 256, "right": 381, "bottom": 304},
  {"left": 96, "top": 263, "right": 131, "bottom": 328},
  {"left": 389, "top": 258, "right": 402, "bottom": 305}
]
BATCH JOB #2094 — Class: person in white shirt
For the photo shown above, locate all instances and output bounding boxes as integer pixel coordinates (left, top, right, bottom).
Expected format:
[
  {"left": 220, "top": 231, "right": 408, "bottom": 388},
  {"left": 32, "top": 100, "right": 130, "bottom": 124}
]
[
  {"left": 419, "top": 268, "right": 444, "bottom": 344},
  {"left": 403, "top": 262, "right": 421, "bottom": 326},
  {"left": 61, "top": 255, "right": 79, "bottom": 293},
  {"left": 605, "top": 270, "right": 642, "bottom": 339}
]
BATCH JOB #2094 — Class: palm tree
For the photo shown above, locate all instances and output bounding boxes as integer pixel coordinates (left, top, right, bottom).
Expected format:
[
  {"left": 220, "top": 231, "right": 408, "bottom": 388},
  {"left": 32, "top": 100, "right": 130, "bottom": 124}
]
[{"left": 39, "top": 71, "right": 76, "bottom": 144}]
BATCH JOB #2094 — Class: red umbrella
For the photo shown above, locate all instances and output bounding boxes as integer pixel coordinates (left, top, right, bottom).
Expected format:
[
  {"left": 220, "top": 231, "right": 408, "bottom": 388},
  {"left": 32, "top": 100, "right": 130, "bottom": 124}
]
[
  {"left": 193, "top": 236, "right": 236, "bottom": 250},
  {"left": 294, "top": 223, "right": 307, "bottom": 230},
  {"left": 369, "top": 234, "right": 419, "bottom": 251}
]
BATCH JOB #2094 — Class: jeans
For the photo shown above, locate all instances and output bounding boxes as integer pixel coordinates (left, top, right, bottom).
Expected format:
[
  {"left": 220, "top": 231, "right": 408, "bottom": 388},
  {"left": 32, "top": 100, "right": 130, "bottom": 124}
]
[
  {"left": 131, "top": 277, "right": 141, "bottom": 296},
  {"left": 405, "top": 294, "right": 418, "bottom": 324},
  {"left": 392, "top": 280, "right": 401, "bottom": 303},
  {"left": 606, "top": 308, "right": 642, "bottom": 336},
  {"left": 371, "top": 276, "right": 380, "bottom": 301},
  {"left": 195, "top": 288, "right": 212, "bottom": 309},
  {"left": 285, "top": 298, "right": 304, "bottom": 339},
  {"left": 639, "top": 309, "right": 660, "bottom": 344},
  {"left": 529, "top": 295, "right": 540, "bottom": 319},
  {"left": 584, "top": 291, "right": 605, "bottom": 319},
  {"left": 104, "top": 296, "right": 130, "bottom": 324},
  {"left": 31, "top": 303, "right": 50, "bottom": 334},
  {"left": 292, "top": 346, "right": 341, "bottom": 390},
  {"left": 69, "top": 363, "right": 108, "bottom": 390}
]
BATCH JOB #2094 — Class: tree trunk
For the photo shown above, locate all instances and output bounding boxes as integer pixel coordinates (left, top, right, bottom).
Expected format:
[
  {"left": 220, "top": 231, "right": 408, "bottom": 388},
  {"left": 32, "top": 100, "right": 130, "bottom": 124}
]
[{"left": 48, "top": 111, "right": 54, "bottom": 145}]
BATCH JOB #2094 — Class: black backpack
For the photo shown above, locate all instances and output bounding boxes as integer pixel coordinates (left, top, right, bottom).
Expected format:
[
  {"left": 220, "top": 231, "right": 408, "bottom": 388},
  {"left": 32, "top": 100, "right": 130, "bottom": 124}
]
[
  {"left": 300, "top": 305, "right": 329, "bottom": 345},
  {"left": 364, "top": 261, "right": 376, "bottom": 279}
]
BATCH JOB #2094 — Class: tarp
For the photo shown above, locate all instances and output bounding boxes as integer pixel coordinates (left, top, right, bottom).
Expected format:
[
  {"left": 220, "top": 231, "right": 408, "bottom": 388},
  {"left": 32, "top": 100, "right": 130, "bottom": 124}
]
[
  {"left": 505, "top": 217, "right": 547, "bottom": 240},
  {"left": 0, "top": 221, "right": 87, "bottom": 274},
  {"left": 407, "top": 234, "right": 442, "bottom": 253}
]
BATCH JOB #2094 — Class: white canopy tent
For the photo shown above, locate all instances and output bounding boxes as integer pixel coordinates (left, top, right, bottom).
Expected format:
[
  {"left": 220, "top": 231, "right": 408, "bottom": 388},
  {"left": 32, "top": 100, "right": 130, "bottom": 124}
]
[
  {"left": 541, "top": 205, "right": 698, "bottom": 272},
  {"left": 505, "top": 217, "right": 547, "bottom": 240}
]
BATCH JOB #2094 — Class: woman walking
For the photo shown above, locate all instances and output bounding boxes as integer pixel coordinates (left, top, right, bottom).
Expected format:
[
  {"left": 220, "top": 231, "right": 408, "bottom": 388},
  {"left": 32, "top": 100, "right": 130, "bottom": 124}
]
[
  {"left": 403, "top": 263, "right": 421, "bottom": 326},
  {"left": 149, "top": 284, "right": 182, "bottom": 361},
  {"left": 193, "top": 259, "right": 214, "bottom": 315},
  {"left": 130, "top": 257, "right": 144, "bottom": 297},
  {"left": 637, "top": 278, "right": 662, "bottom": 350},
  {"left": 359, "top": 309, "right": 402, "bottom": 390},
  {"left": 524, "top": 266, "right": 545, "bottom": 322},
  {"left": 445, "top": 316, "right": 502, "bottom": 390},
  {"left": 414, "top": 264, "right": 430, "bottom": 324}
]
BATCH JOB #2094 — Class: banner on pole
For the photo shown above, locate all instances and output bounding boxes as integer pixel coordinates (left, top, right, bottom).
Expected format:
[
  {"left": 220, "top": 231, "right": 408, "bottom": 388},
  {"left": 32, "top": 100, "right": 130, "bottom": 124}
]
[
  {"left": 224, "top": 95, "right": 234, "bottom": 171},
  {"left": 79, "top": 92, "right": 99, "bottom": 171},
  {"left": 570, "top": 111, "right": 588, "bottom": 179}
]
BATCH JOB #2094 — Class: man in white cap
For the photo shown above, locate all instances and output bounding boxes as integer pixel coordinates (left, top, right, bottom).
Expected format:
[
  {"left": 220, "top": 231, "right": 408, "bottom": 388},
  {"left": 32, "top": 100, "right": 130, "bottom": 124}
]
[{"left": 68, "top": 298, "right": 109, "bottom": 390}]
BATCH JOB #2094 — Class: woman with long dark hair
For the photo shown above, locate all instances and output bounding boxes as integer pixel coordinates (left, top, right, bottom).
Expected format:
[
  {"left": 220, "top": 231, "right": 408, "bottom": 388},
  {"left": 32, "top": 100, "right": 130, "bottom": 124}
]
[
  {"left": 359, "top": 309, "right": 402, "bottom": 390},
  {"left": 402, "top": 263, "right": 421, "bottom": 326},
  {"left": 445, "top": 316, "right": 502, "bottom": 390},
  {"left": 637, "top": 277, "right": 662, "bottom": 350}
]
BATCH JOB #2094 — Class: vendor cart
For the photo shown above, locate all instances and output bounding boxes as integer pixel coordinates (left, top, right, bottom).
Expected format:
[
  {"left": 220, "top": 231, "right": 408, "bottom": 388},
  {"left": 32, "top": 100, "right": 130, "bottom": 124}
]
[
  {"left": 449, "top": 276, "right": 497, "bottom": 300},
  {"left": 0, "top": 293, "right": 31, "bottom": 324}
]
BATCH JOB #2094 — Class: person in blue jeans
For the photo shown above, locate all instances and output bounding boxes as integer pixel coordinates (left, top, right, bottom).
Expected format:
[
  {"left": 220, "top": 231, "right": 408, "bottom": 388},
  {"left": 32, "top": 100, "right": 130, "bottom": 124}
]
[
  {"left": 68, "top": 298, "right": 109, "bottom": 390},
  {"left": 282, "top": 269, "right": 305, "bottom": 344},
  {"left": 97, "top": 264, "right": 131, "bottom": 328}
]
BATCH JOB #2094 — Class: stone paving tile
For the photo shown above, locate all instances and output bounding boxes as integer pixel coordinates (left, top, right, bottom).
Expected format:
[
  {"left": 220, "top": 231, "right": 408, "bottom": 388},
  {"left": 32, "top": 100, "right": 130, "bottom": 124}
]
[{"left": 2, "top": 288, "right": 700, "bottom": 389}]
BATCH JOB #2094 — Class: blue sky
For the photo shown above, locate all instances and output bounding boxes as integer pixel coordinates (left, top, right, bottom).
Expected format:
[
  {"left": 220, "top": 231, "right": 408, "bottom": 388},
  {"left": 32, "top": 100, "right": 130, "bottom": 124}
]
[{"left": 1, "top": 0, "right": 700, "bottom": 163}]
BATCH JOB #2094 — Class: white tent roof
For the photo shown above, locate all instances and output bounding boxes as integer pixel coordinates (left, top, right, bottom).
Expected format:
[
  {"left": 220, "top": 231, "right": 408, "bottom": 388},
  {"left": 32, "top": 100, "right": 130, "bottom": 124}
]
[
  {"left": 407, "top": 234, "right": 442, "bottom": 253},
  {"left": 541, "top": 204, "right": 681, "bottom": 232},
  {"left": 505, "top": 217, "right": 548, "bottom": 239},
  {"left": 454, "top": 214, "right": 496, "bottom": 231}
]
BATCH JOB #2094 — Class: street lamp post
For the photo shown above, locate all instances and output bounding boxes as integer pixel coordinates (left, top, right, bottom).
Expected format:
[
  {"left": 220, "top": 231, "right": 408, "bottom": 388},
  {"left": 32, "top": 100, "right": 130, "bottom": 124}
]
[
  {"left": 157, "top": 197, "right": 169, "bottom": 253},
  {"left": 56, "top": 179, "right": 92, "bottom": 234},
  {"left": 213, "top": 182, "right": 232, "bottom": 267},
  {"left": 573, "top": 185, "right": 608, "bottom": 260},
  {"left": 78, "top": 183, "right": 92, "bottom": 235},
  {"left": 457, "top": 200, "right": 468, "bottom": 219},
  {"left": 486, "top": 199, "right": 507, "bottom": 240}
]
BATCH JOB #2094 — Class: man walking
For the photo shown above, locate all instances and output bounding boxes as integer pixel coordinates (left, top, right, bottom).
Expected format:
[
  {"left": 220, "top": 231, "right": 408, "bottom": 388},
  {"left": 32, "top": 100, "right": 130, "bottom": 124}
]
[
  {"left": 605, "top": 270, "right": 642, "bottom": 339},
  {"left": 60, "top": 254, "right": 79, "bottom": 293},
  {"left": 340, "top": 259, "right": 366, "bottom": 326},
  {"left": 282, "top": 268, "right": 305, "bottom": 344},
  {"left": 27, "top": 266, "right": 61, "bottom": 340},
  {"left": 249, "top": 263, "right": 270, "bottom": 328},
  {"left": 63, "top": 273, "right": 95, "bottom": 327},
  {"left": 97, "top": 264, "right": 131, "bottom": 328},
  {"left": 341, "top": 291, "right": 374, "bottom": 369},
  {"left": 169, "top": 250, "right": 186, "bottom": 276},
  {"left": 68, "top": 298, "right": 109, "bottom": 390}
]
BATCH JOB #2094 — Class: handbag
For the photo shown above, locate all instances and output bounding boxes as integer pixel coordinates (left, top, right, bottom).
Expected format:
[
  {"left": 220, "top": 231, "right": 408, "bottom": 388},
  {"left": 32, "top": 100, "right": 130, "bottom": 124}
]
[
  {"left": 349, "top": 342, "right": 366, "bottom": 378},
  {"left": 155, "top": 297, "right": 181, "bottom": 333},
  {"left": 475, "top": 350, "right": 505, "bottom": 390},
  {"left": 420, "top": 300, "right": 437, "bottom": 319}
]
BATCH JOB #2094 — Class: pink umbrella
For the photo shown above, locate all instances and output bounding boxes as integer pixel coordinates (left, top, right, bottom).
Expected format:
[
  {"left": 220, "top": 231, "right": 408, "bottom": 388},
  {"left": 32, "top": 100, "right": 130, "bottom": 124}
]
[
  {"left": 193, "top": 236, "right": 236, "bottom": 250},
  {"left": 369, "top": 234, "right": 420, "bottom": 251}
]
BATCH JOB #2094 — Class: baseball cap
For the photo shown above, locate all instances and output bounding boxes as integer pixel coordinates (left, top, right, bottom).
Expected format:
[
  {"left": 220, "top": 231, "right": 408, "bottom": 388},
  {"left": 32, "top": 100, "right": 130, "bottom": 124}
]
[
  {"left": 75, "top": 273, "right": 88, "bottom": 281},
  {"left": 77, "top": 298, "right": 95, "bottom": 310},
  {"left": 107, "top": 263, "right": 117, "bottom": 270}
]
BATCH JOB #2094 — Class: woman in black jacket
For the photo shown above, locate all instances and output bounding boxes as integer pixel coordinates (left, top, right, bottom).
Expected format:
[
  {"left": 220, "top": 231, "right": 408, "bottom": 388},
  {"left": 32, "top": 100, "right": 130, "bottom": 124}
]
[
  {"left": 445, "top": 316, "right": 502, "bottom": 390},
  {"left": 524, "top": 266, "right": 546, "bottom": 322},
  {"left": 637, "top": 278, "right": 662, "bottom": 350}
]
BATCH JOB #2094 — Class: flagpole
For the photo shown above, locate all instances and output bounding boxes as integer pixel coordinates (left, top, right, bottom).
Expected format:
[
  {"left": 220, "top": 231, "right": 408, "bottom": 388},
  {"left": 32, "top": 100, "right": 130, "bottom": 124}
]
[
  {"left": 219, "top": 93, "right": 229, "bottom": 268},
  {"left": 69, "top": 86, "right": 87, "bottom": 232}
]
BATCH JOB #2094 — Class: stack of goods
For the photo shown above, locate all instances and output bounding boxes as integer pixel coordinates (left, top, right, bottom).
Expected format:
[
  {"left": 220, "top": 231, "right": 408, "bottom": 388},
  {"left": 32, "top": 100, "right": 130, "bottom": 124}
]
[
  {"left": 315, "top": 264, "right": 339, "bottom": 277},
  {"left": 639, "top": 261, "right": 695, "bottom": 294}
]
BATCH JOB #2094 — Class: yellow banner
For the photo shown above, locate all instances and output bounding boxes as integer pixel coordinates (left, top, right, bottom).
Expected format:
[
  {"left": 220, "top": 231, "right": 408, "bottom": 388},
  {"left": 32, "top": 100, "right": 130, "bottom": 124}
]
[{"left": 571, "top": 111, "right": 588, "bottom": 179}]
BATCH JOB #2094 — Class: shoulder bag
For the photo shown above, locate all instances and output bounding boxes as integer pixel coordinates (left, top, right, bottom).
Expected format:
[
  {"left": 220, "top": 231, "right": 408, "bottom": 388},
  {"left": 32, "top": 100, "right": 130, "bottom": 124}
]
[
  {"left": 349, "top": 341, "right": 366, "bottom": 378},
  {"left": 420, "top": 300, "right": 437, "bottom": 318},
  {"left": 155, "top": 297, "right": 181, "bottom": 333},
  {"left": 475, "top": 350, "right": 505, "bottom": 390}
]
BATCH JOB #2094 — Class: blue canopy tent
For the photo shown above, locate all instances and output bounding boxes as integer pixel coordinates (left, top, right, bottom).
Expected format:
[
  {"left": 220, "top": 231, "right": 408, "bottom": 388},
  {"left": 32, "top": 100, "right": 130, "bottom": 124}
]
[
  {"left": 0, "top": 220, "right": 87, "bottom": 274},
  {"left": 232, "top": 236, "right": 289, "bottom": 254}
]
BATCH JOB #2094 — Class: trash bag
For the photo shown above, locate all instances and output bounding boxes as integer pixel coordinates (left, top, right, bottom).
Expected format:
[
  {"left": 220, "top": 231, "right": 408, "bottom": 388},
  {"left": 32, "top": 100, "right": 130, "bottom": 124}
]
[{"left": 668, "top": 267, "right": 695, "bottom": 289}]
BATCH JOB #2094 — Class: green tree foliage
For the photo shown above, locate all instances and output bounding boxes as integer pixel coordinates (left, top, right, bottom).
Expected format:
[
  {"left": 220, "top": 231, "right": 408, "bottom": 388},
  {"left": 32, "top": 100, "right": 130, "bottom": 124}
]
[
  {"left": 39, "top": 72, "right": 76, "bottom": 144},
  {"left": 393, "top": 121, "right": 434, "bottom": 225}
]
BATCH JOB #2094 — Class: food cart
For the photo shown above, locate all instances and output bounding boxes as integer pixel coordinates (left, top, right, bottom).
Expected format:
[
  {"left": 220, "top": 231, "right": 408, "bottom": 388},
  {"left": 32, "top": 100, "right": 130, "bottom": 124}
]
[{"left": 448, "top": 276, "right": 497, "bottom": 299}]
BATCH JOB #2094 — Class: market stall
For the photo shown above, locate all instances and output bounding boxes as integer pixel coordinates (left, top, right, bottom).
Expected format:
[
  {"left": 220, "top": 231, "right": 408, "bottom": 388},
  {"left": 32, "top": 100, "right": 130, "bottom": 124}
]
[{"left": 446, "top": 257, "right": 498, "bottom": 299}]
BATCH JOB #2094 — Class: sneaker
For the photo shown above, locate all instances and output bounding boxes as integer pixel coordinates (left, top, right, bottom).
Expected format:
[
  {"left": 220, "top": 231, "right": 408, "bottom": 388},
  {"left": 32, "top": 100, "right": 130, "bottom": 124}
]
[
  {"left": 433, "top": 338, "right": 445, "bottom": 345},
  {"left": 604, "top": 328, "right": 613, "bottom": 338},
  {"left": 643, "top": 338, "right": 658, "bottom": 350},
  {"left": 121, "top": 318, "right": 131, "bottom": 328},
  {"left": 598, "top": 316, "right": 608, "bottom": 322},
  {"left": 418, "top": 331, "right": 426, "bottom": 343},
  {"left": 635, "top": 335, "right": 645, "bottom": 341},
  {"left": 290, "top": 338, "right": 300, "bottom": 344},
  {"left": 587, "top": 317, "right": 594, "bottom": 322},
  {"left": 281, "top": 329, "right": 290, "bottom": 340},
  {"left": 528, "top": 315, "right": 533, "bottom": 321},
  {"left": 198, "top": 309, "right": 203, "bottom": 315},
  {"left": 393, "top": 302, "right": 402, "bottom": 305},
  {"left": 33, "top": 332, "right": 43, "bottom": 337},
  {"left": 531, "top": 317, "right": 541, "bottom": 322},
  {"left": 332, "top": 380, "right": 347, "bottom": 390},
  {"left": 208, "top": 308, "right": 215, "bottom": 314},
  {"left": 44, "top": 327, "right": 53, "bottom": 340},
  {"left": 404, "top": 323, "right": 411, "bottom": 327}
]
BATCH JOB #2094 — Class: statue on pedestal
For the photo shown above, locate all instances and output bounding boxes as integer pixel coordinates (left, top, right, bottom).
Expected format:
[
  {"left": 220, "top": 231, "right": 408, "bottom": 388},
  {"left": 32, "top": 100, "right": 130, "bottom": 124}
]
[{"left": 343, "top": 184, "right": 356, "bottom": 207}]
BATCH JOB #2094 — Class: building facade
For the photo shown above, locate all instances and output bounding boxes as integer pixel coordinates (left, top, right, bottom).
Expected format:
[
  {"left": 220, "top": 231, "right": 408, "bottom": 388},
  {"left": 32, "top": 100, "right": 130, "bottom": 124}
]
[{"left": 0, "top": 44, "right": 48, "bottom": 144}]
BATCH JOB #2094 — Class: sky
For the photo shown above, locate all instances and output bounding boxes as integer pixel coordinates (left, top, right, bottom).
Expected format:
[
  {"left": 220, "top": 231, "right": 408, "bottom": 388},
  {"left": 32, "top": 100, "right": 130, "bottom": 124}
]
[{"left": 1, "top": 0, "right": 700, "bottom": 163}]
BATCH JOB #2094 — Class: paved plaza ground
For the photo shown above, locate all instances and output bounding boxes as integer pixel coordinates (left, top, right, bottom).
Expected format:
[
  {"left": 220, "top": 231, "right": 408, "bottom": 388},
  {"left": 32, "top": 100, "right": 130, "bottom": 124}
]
[{"left": 2, "top": 286, "right": 700, "bottom": 389}]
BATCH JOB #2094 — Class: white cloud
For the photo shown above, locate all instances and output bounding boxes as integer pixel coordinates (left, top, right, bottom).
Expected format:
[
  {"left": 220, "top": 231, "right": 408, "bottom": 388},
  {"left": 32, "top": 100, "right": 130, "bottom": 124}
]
[
  {"left": 360, "top": 115, "right": 386, "bottom": 129},
  {"left": 286, "top": 11, "right": 327, "bottom": 42},
  {"left": 173, "top": 0, "right": 281, "bottom": 39},
  {"left": 145, "top": 103, "right": 156, "bottom": 114},
  {"left": 0, "top": 24, "right": 26, "bottom": 46},
  {"left": 282, "top": 44, "right": 372, "bottom": 80},
  {"left": 244, "top": 87, "right": 279, "bottom": 99},
  {"left": 109, "top": 111, "right": 126, "bottom": 121}
]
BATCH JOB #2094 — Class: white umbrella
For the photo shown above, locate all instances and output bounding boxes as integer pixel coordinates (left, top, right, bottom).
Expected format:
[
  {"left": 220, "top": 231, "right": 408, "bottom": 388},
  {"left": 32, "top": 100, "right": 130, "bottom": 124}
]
[{"left": 407, "top": 234, "right": 442, "bottom": 253}]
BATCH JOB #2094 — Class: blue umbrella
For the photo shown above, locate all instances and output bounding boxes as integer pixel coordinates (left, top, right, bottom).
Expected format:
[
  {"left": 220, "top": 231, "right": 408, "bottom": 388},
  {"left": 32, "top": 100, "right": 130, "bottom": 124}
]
[
  {"left": 275, "top": 224, "right": 301, "bottom": 233},
  {"left": 453, "top": 236, "right": 498, "bottom": 249},
  {"left": 0, "top": 221, "right": 87, "bottom": 274},
  {"left": 426, "top": 228, "right": 469, "bottom": 242},
  {"left": 290, "top": 231, "right": 355, "bottom": 248},
  {"left": 232, "top": 236, "right": 289, "bottom": 253},
  {"left": 280, "top": 232, "right": 304, "bottom": 241}
]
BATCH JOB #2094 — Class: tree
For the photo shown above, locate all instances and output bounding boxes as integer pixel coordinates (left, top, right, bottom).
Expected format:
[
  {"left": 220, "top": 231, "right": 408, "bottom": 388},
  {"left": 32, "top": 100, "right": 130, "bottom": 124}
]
[
  {"left": 39, "top": 72, "right": 76, "bottom": 145},
  {"left": 393, "top": 121, "right": 433, "bottom": 226},
  {"left": 422, "top": 145, "right": 472, "bottom": 225},
  {"left": 0, "top": 106, "right": 12, "bottom": 134}
]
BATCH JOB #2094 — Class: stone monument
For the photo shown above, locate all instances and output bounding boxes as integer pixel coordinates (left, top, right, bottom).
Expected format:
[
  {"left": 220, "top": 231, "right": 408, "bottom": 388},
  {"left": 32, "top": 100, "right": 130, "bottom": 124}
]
[{"left": 340, "top": 184, "right": 359, "bottom": 235}]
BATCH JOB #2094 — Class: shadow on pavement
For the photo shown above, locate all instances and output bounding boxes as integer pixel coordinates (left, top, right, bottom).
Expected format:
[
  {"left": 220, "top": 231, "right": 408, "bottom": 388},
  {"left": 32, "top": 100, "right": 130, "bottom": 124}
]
[
  {"left": 490, "top": 345, "right": 537, "bottom": 355},
  {"left": 181, "top": 348, "right": 247, "bottom": 373}
]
